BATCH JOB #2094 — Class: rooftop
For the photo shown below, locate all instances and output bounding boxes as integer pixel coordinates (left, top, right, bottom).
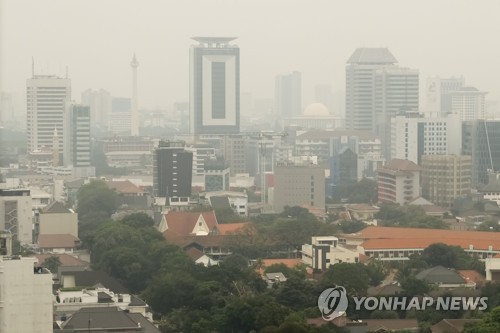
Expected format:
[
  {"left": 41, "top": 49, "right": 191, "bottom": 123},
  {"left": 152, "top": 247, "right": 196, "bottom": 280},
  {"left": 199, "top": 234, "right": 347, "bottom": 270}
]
[
  {"left": 353, "top": 226, "right": 500, "bottom": 252},
  {"left": 192, "top": 36, "right": 238, "bottom": 46},
  {"left": 347, "top": 48, "right": 398, "bottom": 64},
  {"left": 38, "top": 234, "right": 80, "bottom": 249}
]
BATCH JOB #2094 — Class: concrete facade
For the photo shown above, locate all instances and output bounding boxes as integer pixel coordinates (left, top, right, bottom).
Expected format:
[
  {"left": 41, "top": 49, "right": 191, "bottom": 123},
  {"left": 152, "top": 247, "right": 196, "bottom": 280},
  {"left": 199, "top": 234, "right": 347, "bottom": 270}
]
[{"left": 0, "top": 257, "right": 53, "bottom": 333}]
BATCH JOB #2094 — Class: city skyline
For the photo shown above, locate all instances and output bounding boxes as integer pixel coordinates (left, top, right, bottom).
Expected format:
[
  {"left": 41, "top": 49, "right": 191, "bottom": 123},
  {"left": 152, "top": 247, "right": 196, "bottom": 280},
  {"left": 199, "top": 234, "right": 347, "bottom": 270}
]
[{"left": 1, "top": 0, "right": 500, "bottom": 114}]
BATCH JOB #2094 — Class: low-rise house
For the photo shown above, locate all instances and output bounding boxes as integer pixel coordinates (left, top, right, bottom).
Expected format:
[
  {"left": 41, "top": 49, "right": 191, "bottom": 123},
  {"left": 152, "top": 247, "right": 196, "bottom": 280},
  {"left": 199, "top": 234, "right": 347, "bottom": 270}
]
[
  {"left": 485, "top": 254, "right": 500, "bottom": 281},
  {"left": 36, "top": 201, "right": 78, "bottom": 241},
  {"left": 185, "top": 247, "right": 219, "bottom": 267},
  {"left": 301, "top": 236, "right": 360, "bottom": 270},
  {"left": 263, "top": 272, "right": 287, "bottom": 288},
  {"left": 431, "top": 319, "right": 480, "bottom": 333},
  {"left": 38, "top": 234, "right": 80, "bottom": 254},
  {"left": 347, "top": 204, "right": 380, "bottom": 221},
  {"left": 33, "top": 253, "right": 89, "bottom": 280},
  {"left": 55, "top": 307, "right": 159, "bottom": 333},
  {"left": 203, "top": 190, "right": 249, "bottom": 216},
  {"left": 55, "top": 287, "right": 151, "bottom": 321},
  {"left": 106, "top": 179, "right": 151, "bottom": 209},
  {"left": 416, "top": 266, "right": 475, "bottom": 289}
]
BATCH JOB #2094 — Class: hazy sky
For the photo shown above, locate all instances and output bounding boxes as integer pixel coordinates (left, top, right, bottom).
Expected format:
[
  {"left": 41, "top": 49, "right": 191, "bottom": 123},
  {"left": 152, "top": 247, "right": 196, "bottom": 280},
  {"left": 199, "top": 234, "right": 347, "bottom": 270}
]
[{"left": 3, "top": 0, "right": 500, "bottom": 111}]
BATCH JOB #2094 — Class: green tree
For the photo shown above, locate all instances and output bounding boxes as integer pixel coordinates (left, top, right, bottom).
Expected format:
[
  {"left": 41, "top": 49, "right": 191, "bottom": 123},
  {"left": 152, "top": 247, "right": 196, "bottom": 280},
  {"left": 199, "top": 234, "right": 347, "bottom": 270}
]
[
  {"left": 463, "top": 306, "right": 500, "bottom": 333},
  {"left": 41, "top": 255, "right": 61, "bottom": 273},
  {"left": 421, "top": 243, "right": 484, "bottom": 271},
  {"left": 77, "top": 180, "right": 118, "bottom": 219},
  {"left": 321, "top": 263, "right": 369, "bottom": 295}
]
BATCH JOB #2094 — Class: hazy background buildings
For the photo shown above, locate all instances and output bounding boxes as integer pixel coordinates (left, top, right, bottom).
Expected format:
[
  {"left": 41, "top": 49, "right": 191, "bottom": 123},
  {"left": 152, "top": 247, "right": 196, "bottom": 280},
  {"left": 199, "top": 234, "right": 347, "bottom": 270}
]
[{"left": 1, "top": 0, "right": 500, "bottom": 127}]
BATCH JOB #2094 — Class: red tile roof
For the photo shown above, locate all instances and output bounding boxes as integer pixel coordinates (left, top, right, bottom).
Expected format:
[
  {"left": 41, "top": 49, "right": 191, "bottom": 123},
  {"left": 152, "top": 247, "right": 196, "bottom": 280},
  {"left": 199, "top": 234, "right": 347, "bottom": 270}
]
[
  {"left": 163, "top": 211, "right": 218, "bottom": 238},
  {"left": 106, "top": 180, "right": 143, "bottom": 194},
  {"left": 355, "top": 226, "right": 500, "bottom": 252},
  {"left": 185, "top": 247, "right": 206, "bottom": 261},
  {"left": 38, "top": 234, "right": 80, "bottom": 249},
  {"left": 217, "top": 223, "right": 249, "bottom": 235},
  {"left": 458, "top": 270, "right": 486, "bottom": 287},
  {"left": 257, "top": 258, "right": 303, "bottom": 275},
  {"left": 33, "top": 254, "right": 89, "bottom": 267}
]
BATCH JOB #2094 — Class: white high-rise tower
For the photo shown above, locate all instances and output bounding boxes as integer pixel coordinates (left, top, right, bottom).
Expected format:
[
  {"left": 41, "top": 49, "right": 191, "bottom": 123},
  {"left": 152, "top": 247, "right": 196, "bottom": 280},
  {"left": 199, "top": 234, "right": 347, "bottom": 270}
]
[
  {"left": 26, "top": 74, "right": 71, "bottom": 158},
  {"left": 130, "top": 54, "right": 139, "bottom": 136}
]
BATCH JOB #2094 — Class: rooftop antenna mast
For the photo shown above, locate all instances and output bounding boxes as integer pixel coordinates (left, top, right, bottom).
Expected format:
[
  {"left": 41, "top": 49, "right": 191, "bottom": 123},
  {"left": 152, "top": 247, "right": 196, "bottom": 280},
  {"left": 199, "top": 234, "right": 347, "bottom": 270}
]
[{"left": 32, "top": 57, "right": 35, "bottom": 77}]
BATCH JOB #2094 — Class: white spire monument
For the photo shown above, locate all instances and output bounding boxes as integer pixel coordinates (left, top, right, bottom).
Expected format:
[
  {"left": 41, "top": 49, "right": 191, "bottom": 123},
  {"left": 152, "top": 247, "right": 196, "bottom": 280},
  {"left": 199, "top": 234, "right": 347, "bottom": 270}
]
[{"left": 130, "top": 54, "right": 139, "bottom": 136}]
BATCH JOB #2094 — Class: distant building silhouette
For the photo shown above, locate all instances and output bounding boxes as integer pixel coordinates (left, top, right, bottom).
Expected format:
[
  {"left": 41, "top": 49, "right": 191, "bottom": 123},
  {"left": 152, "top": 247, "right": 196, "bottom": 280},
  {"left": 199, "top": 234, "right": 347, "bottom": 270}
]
[{"left": 275, "top": 71, "right": 302, "bottom": 118}]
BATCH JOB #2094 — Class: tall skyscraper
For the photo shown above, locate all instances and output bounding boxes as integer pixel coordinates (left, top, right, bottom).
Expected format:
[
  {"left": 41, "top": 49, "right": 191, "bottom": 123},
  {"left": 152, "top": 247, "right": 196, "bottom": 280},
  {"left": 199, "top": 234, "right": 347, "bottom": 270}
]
[
  {"left": 374, "top": 67, "right": 419, "bottom": 158},
  {"left": 451, "top": 87, "right": 487, "bottom": 120},
  {"left": 27, "top": 75, "right": 71, "bottom": 159},
  {"left": 153, "top": 141, "right": 193, "bottom": 204},
  {"left": 345, "top": 48, "right": 398, "bottom": 131},
  {"left": 275, "top": 71, "right": 302, "bottom": 117},
  {"left": 189, "top": 37, "right": 240, "bottom": 136},
  {"left": 462, "top": 120, "right": 500, "bottom": 186},
  {"left": 130, "top": 54, "right": 139, "bottom": 136},
  {"left": 64, "top": 104, "right": 91, "bottom": 168}
]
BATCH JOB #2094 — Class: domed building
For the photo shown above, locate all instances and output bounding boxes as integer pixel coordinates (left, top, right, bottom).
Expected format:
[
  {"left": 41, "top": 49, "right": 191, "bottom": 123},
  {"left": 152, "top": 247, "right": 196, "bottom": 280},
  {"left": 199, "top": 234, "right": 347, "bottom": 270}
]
[{"left": 283, "top": 103, "right": 343, "bottom": 130}]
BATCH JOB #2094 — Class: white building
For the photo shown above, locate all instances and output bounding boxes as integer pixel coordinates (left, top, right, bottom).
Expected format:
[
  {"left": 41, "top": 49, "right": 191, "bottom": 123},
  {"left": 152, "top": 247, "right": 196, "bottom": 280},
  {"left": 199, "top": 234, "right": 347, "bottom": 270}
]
[
  {"left": 373, "top": 66, "right": 419, "bottom": 158},
  {"left": 185, "top": 143, "right": 216, "bottom": 176},
  {"left": 55, "top": 287, "right": 151, "bottom": 321},
  {"left": 0, "top": 256, "right": 53, "bottom": 333},
  {"left": 0, "top": 189, "right": 33, "bottom": 244},
  {"left": 204, "top": 190, "right": 249, "bottom": 216},
  {"left": 451, "top": 87, "right": 487, "bottom": 121},
  {"left": 27, "top": 75, "right": 71, "bottom": 163},
  {"left": 377, "top": 159, "right": 421, "bottom": 205},
  {"left": 391, "top": 113, "right": 461, "bottom": 164},
  {"left": 301, "top": 236, "right": 359, "bottom": 270},
  {"left": 485, "top": 256, "right": 500, "bottom": 281},
  {"left": 345, "top": 48, "right": 398, "bottom": 131}
]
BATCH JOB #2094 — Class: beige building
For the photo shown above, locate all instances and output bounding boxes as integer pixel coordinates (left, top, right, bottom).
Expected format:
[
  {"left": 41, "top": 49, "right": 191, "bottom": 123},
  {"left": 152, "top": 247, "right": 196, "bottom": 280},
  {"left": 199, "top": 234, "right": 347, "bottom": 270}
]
[
  {"left": 273, "top": 164, "right": 325, "bottom": 213},
  {"left": 377, "top": 159, "right": 421, "bottom": 205},
  {"left": 421, "top": 155, "right": 472, "bottom": 207},
  {"left": 37, "top": 201, "right": 78, "bottom": 238}
]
